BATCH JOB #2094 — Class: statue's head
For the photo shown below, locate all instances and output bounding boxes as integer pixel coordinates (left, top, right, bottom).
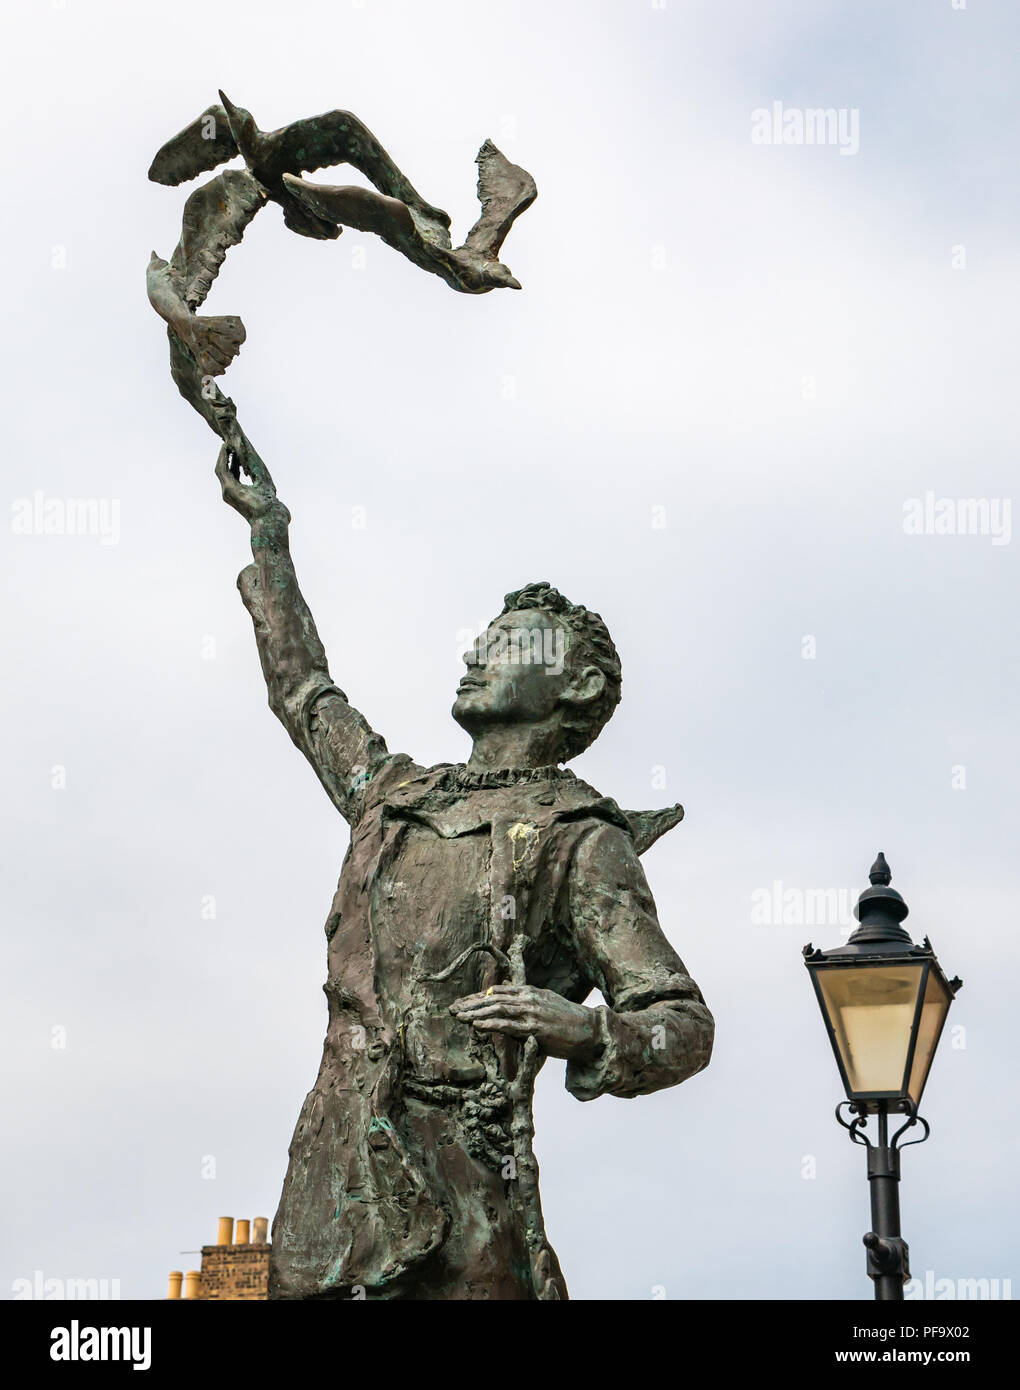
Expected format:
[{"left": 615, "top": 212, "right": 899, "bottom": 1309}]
[{"left": 452, "top": 582, "right": 622, "bottom": 764}]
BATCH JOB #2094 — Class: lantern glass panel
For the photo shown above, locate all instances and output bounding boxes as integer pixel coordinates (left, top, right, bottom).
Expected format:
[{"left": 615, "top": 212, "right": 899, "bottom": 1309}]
[
  {"left": 816, "top": 963, "right": 925, "bottom": 1096},
  {"left": 906, "top": 968, "right": 951, "bottom": 1106}
]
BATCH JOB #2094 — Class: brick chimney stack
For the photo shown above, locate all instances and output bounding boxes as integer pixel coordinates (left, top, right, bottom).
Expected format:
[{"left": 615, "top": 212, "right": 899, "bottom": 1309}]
[{"left": 169, "top": 1215, "right": 271, "bottom": 1299}]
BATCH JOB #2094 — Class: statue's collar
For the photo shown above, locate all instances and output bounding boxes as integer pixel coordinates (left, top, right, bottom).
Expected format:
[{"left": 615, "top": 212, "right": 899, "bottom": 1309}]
[{"left": 442, "top": 764, "right": 576, "bottom": 792}]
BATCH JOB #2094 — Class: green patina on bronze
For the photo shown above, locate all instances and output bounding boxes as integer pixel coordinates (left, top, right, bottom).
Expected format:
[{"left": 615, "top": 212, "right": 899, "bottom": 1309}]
[{"left": 146, "top": 96, "right": 714, "bottom": 1301}]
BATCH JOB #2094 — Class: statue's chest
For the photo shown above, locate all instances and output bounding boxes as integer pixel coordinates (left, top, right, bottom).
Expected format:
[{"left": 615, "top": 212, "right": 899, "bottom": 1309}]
[
  {"left": 326, "top": 786, "right": 584, "bottom": 1007},
  {"left": 372, "top": 823, "right": 494, "bottom": 992}
]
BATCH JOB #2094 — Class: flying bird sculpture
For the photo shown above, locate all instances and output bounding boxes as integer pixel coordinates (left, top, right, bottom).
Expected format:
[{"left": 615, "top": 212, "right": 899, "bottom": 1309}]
[
  {"left": 147, "top": 95, "right": 537, "bottom": 438},
  {"left": 281, "top": 137, "right": 536, "bottom": 294},
  {"left": 146, "top": 168, "right": 264, "bottom": 378},
  {"left": 149, "top": 93, "right": 455, "bottom": 242}
]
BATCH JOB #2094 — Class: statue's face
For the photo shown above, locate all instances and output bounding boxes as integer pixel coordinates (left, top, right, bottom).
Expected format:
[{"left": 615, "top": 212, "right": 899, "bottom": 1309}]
[{"left": 452, "top": 610, "right": 570, "bottom": 730}]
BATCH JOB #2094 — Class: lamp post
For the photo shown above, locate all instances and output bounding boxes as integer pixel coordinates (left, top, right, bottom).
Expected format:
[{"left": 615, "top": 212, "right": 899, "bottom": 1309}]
[{"left": 803, "top": 853, "right": 961, "bottom": 1300}]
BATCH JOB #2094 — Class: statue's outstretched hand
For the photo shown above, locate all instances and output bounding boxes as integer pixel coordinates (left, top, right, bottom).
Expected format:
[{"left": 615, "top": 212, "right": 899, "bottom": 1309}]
[{"left": 215, "top": 442, "right": 287, "bottom": 525}]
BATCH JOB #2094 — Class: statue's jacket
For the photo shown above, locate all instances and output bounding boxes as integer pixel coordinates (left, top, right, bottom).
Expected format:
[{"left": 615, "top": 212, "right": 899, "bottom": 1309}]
[{"left": 237, "top": 560, "right": 714, "bottom": 1300}]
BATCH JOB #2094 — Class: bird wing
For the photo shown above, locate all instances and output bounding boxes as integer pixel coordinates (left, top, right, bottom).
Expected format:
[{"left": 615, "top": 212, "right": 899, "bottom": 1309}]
[
  {"left": 281, "top": 175, "right": 454, "bottom": 282},
  {"left": 266, "top": 109, "right": 453, "bottom": 249},
  {"left": 148, "top": 104, "right": 238, "bottom": 186},
  {"left": 169, "top": 169, "right": 265, "bottom": 309},
  {"left": 462, "top": 140, "right": 537, "bottom": 259},
  {"left": 280, "top": 177, "right": 416, "bottom": 246}
]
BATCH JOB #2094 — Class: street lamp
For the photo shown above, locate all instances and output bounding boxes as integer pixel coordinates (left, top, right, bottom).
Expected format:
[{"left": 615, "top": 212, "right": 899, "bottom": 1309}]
[{"left": 803, "top": 853, "right": 962, "bottom": 1300}]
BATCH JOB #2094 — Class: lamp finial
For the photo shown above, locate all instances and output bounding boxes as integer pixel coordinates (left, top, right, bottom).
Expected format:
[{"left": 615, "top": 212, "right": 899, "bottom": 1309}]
[
  {"left": 849, "top": 849, "right": 911, "bottom": 941},
  {"left": 869, "top": 851, "right": 892, "bottom": 887}
]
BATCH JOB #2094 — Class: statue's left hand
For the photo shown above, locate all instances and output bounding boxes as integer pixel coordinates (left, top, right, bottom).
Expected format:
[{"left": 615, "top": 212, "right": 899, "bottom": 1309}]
[
  {"left": 451, "top": 984, "right": 602, "bottom": 1063},
  {"left": 215, "top": 443, "right": 286, "bottom": 525}
]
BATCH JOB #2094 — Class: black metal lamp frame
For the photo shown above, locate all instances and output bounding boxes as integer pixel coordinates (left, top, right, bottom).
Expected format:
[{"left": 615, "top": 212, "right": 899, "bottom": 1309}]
[
  {"left": 804, "top": 941, "right": 954, "bottom": 1113},
  {"left": 804, "top": 854, "right": 961, "bottom": 1301}
]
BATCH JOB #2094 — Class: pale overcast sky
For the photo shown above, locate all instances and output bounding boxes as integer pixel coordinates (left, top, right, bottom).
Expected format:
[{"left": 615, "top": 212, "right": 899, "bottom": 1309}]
[{"left": 2, "top": 0, "right": 1017, "bottom": 1300}]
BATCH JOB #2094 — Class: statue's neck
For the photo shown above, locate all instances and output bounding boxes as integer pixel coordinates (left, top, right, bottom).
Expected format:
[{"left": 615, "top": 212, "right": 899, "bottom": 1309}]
[{"left": 467, "top": 723, "right": 563, "bottom": 773}]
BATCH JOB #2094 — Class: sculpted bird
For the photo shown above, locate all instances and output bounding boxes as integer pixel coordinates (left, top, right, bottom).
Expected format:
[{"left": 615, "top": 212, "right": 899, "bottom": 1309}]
[
  {"left": 147, "top": 97, "right": 538, "bottom": 435},
  {"left": 148, "top": 93, "right": 453, "bottom": 244},
  {"left": 281, "top": 138, "right": 537, "bottom": 294},
  {"left": 146, "top": 168, "right": 264, "bottom": 379}
]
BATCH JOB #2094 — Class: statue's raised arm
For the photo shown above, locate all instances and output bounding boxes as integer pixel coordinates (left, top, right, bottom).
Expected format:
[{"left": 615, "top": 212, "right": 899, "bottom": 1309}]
[
  {"left": 146, "top": 98, "right": 537, "bottom": 820},
  {"left": 212, "top": 431, "right": 389, "bottom": 824}
]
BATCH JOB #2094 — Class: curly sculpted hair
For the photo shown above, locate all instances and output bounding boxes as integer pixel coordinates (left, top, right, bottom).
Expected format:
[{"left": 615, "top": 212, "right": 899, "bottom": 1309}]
[{"left": 499, "top": 581, "right": 622, "bottom": 761}]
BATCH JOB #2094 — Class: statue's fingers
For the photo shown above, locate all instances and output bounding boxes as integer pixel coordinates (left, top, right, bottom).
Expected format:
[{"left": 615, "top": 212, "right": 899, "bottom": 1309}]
[
  {"left": 456, "top": 1001, "right": 529, "bottom": 1022},
  {"left": 469, "top": 1016, "right": 531, "bottom": 1036},
  {"left": 214, "top": 444, "right": 233, "bottom": 485},
  {"left": 214, "top": 447, "right": 249, "bottom": 508},
  {"left": 453, "top": 995, "right": 528, "bottom": 1014},
  {"left": 452, "top": 984, "right": 525, "bottom": 1009},
  {"left": 215, "top": 444, "right": 241, "bottom": 483}
]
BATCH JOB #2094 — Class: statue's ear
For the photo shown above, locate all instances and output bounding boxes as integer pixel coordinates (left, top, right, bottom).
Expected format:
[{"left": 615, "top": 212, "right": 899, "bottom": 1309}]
[{"left": 560, "top": 664, "right": 605, "bottom": 708}]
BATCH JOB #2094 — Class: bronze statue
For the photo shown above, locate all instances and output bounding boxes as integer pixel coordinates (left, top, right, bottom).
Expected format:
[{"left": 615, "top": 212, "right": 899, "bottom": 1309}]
[{"left": 147, "top": 98, "right": 714, "bottom": 1300}]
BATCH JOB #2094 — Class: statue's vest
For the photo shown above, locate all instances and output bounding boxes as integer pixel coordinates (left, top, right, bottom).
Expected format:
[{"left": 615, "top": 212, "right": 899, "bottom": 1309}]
[{"left": 268, "top": 762, "right": 632, "bottom": 1299}]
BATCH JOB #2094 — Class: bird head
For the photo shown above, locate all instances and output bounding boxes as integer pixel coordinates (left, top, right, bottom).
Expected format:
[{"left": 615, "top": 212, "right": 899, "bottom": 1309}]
[
  {"left": 145, "top": 251, "right": 177, "bottom": 317},
  {"left": 218, "top": 90, "right": 259, "bottom": 164},
  {"left": 485, "top": 262, "right": 522, "bottom": 291},
  {"left": 453, "top": 254, "right": 522, "bottom": 294}
]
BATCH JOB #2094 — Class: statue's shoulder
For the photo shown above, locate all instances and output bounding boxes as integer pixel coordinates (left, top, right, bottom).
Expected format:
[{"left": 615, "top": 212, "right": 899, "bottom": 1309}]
[
  {"left": 559, "top": 774, "right": 686, "bottom": 858},
  {"left": 355, "top": 753, "right": 435, "bottom": 817}
]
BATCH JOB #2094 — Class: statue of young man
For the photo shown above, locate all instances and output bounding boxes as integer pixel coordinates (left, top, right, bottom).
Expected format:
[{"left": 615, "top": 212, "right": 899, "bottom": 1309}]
[{"left": 215, "top": 445, "right": 714, "bottom": 1301}]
